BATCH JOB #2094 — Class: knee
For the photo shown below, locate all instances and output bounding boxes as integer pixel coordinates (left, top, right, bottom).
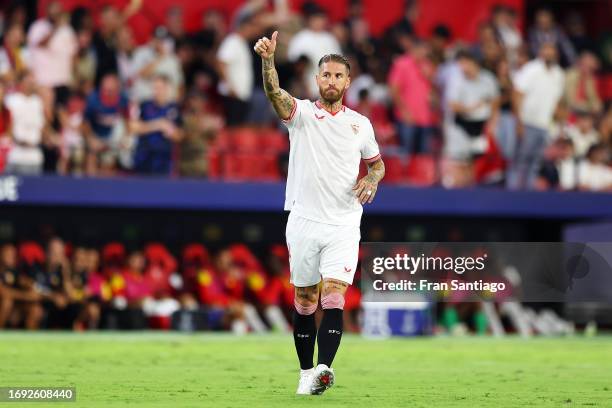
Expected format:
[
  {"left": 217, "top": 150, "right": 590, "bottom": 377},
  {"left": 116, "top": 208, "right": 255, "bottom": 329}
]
[
  {"left": 294, "top": 297, "right": 317, "bottom": 315},
  {"left": 320, "top": 292, "right": 345, "bottom": 310}
]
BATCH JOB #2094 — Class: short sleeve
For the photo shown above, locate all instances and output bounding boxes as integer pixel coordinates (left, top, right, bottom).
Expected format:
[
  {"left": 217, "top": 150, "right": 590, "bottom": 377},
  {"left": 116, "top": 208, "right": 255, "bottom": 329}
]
[
  {"left": 361, "top": 121, "right": 381, "bottom": 163},
  {"left": 387, "top": 59, "right": 403, "bottom": 89},
  {"left": 446, "top": 76, "right": 463, "bottom": 103},
  {"left": 217, "top": 36, "right": 237, "bottom": 64},
  {"left": 281, "top": 98, "right": 306, "bottom": 129},
  {"left": 513, "top": 64, "right": 534, "bottom": 94}
]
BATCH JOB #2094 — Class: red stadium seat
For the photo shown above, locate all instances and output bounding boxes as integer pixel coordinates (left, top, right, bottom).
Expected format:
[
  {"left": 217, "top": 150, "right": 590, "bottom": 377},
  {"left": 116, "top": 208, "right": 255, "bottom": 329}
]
[
  {"left": 214, "top": 129, "right": 233, "bottom": 152},
  {"left": 207, "top": 147, "right": 221, "bottom": 179},
  {"left": 18, "top": 241, "right": 45, "bottom": 265},
  {"left": 0, "top": 145, "right": 9, "bottom": 173},
  {"left": 258, "top": 153, "right": 281, "bottom": 181},
  {"left": 102, "top": 242, "right": 126, "bottom": 264},
  {"left": 232, "top": 128, "right": 259, "bottom": 152},
  {"left": 144, "top": 243, "right": 177, "bottom": 274},
  {"left": 380, "top": 155, "right": 405, "bottom": 184},
  {"left": 182, "top": 243, "right": 210, "bottom": 267},
  {"left": 259, "top": 129, "right": 288, "bottom": 153},
  {"left": 222, "top": 152, "right": 281, "bottom": 181},
  {"left": 406, "top": 154, "right": 437, "bottom": 186}
]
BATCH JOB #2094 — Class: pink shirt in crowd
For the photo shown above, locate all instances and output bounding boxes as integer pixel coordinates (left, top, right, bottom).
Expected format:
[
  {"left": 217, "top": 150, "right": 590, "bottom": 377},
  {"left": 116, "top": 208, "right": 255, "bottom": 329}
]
[
  {"left": 388, "top": 55, "right": 435, "bottom": 127},
  {"left": 27, "top": 19, "right": 77, "bottom": 88}
]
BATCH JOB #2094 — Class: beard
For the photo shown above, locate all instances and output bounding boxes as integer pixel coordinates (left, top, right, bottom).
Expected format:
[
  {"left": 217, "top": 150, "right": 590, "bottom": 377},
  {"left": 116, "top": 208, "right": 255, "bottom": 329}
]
[{"left": 319, "top": 86, "right": 345, "bottom": 104}]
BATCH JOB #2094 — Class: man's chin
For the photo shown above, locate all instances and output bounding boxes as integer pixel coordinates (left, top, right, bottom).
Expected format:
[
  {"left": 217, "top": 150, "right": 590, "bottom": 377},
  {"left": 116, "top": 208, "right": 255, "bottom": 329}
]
[{"left": 320, "top": 91, "right": 343, "bottom": 104}]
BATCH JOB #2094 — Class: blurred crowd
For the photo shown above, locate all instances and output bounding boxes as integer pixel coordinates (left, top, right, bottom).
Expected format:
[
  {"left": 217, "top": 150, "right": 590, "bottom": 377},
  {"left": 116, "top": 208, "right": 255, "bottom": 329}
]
[
  {"left": 0, "top": 0, "right": 611, "bottom": 190},
  {"left": 0, "top": 238, "right": 362, "bottom": 332}
]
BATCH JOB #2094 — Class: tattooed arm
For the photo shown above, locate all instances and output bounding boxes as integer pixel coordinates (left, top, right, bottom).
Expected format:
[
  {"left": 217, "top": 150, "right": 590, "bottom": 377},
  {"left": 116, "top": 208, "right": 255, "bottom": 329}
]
[
  {"left": 254, "top": 31, "right": 296, "bottom": 121},
  {"left": 353, "top": 158, "right": 385, "bottom": 204}
]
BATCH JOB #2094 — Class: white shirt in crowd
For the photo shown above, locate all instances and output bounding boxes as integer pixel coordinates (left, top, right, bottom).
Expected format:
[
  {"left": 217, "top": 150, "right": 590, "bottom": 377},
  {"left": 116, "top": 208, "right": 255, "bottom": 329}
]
[
  {"left": 557, "top": 158, "right": 577, "bottom": 190},
  {"left": 283, "top": 98, "right": 381, "bottom": 227},
  {"left": 27, "top": 19, "right": 77, "bottom": 88},
  {"left": 578, "top": 160, "right": 612, "bottom": 191},
  {"left": 5, "top": 92, "right": 45, "bottom": 166},
  {"left": 565, "top": 125, "right": 600, "bottom": 158},
  {"left": 216, "top": 33, "right": 253, "bottom": 102},
  {"left": 513, "top": 59, "right": 564, "bottom": 130},
  {"left": 131, "top": 44, "right": 183, "bottom": 102},
  {"left": 287, "top": 29, "right": 341, "bottom": 98},
  {"left": 447, "top": 69, "right": 499, "bottom": 121}
]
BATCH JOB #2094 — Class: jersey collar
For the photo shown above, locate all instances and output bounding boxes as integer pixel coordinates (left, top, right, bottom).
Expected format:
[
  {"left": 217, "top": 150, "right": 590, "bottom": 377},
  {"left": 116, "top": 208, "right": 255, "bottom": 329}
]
[{"left": 315, "top": 100, "right": 346, "bottom": 116}]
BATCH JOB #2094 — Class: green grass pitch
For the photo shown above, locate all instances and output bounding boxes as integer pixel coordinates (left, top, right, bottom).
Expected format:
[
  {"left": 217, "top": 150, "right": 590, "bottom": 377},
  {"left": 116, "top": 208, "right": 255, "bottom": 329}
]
[{"left": 1, "top": 332, "right": 611, "bottom": 407}]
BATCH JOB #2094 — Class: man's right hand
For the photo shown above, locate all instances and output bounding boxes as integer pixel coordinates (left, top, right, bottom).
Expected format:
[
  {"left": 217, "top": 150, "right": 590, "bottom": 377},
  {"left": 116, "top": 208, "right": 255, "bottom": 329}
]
[{"left": 254, "top": 31, "right": 278, "bottom": 59}]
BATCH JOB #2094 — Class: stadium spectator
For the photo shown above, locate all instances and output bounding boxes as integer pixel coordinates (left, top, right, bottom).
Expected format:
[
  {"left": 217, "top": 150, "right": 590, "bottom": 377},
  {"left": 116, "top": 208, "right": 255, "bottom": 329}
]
[
  {"left": 131, "top": 26, "right": 183, "bottom": 103},
  {"left": 57, "top": 92, "right": 86, "bottom": 175},
  {"left": 528, "top": 8, "right": 576, "bottom": 67},
  {"left": 4, "top": 70, "right": 46, "bottom": 175},
  {"left": 119, "top": 250, "right": 151, "bottom": 329},
  {"left": 564, "top": 51, "right": 603, "bottom": 116},
  {"left": 383, "top": 0, "right": 419, "bottom": 58},
  {"left": 285, "top": 55, "right": 313, "bottom": 100},
  {"left": 83, "top": 73, "right": 130, "bottom": 175},
  {"left": 564, "top": 12, "right": 596, "bottom": 54},
  {"left": 473, "top": 23, "right": 504, "bottom": 73},
  {"left": 178, "top": 92, "right": 223, "bottom": 178},
  {"left": 92, "top": 0, "right": 142, "bottom": 85},
  {"left": 26, "top": 1, "right": 77, "bottom": 109},
  {"left": 69, "top": 245, "right": 101, "bottom": 330},
  {"left": 491, "top": 5, "right": 522, "bottom": 69},
  {"left": 494, "top": 58, "right": 517, "bottom": 160},
  {"left": 216, "top": 10, "right": 260, "bottom": 126},
  {"left": 577, "top": 143, "right": 612, "bottom": 191},
  {"left": 388, "top": 36, "right": 436, "bottom": 155},
  {"left": 535, "top": 137, "right": 576, "bottom": 191},
  {"left": 354, "top": 88, "right": 396, "bottom": 148},
  {"left": 0, "top": 23, "right": 28, "bottom": 85},
  {"left": 446, "top": 50, "right": 499, "bottom": 162},
  {"left": 429, "top": 24, "right": 452, "bottom": 67},
  {"left": 0, "top": 243, "right": 19, "bottom": 328},
  {"left": 130, "top": 74, "right": 183, "bottom": 176},
  {"left": 507, "top": 42, "right": 565, "bottom": 190},
  {"left": 165, "top": 6, "right": 186, "bottom": 47},
  {"left": 1, "top": 243, "right": 50, "bottom": 330},
  {"left": 41, "top": 237, "right": 74, "bottom": 329},
  {"left": 565, "top": 111, "right": 600, "bottom": 158},
  {"left": 287, "top": 2, "right": 342, "bottom": 98},
  {"left": 116, "top": 26, "right": 138, "bottom": 94},
  {"left": 73, "top": 27, "right": 96, "bottom": 94}
]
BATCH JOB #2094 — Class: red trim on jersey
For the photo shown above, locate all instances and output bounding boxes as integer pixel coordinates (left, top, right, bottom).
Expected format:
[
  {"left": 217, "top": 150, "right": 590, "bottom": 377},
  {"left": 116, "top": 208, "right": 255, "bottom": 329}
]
[
  {"left": 315, "top": 100, "right": 344, "bottom": 116},
  {"left": 281, "top": 98, "right": 298, "bottom": 123},
  {"left": 363, "top": 153, "right": 381, "bottom": 163}
]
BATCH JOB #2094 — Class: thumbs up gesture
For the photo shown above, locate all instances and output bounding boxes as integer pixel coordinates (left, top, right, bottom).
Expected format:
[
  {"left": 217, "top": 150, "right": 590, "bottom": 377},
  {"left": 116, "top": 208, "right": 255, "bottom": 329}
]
[{"left": 254, "top": 30, "right": 278, "bottom": 59}]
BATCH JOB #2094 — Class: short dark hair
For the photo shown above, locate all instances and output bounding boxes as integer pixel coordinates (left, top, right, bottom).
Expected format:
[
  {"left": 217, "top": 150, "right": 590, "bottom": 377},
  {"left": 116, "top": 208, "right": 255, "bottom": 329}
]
[
  {"left": 318, "top": 54, "right": 351, "bottom": 74},
  {"left": 153, "top": 73, "right": 171, "bottom": 84},
  {"left": 455, "top": 49, "right": 480, "bottom": 65}
]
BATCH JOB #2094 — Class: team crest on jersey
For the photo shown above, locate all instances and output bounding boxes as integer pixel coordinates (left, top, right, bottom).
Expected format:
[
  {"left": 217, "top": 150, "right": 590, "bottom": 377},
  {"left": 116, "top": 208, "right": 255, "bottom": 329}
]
[{"left": 350, "top": 124, "right": 359, "bottom": 135}]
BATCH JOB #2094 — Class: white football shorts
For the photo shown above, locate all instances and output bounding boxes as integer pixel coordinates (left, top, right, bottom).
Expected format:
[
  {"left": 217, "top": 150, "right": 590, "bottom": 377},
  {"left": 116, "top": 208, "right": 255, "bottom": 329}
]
[{"left": 285, "top": 211, "right": 360, "bottom": 287}]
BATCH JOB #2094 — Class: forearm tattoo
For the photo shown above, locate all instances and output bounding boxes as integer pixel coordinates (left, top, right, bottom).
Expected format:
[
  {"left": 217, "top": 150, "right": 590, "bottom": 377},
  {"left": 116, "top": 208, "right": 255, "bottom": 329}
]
[
  {"left": 262, "top": 56, "right": 295, "bottom": 120},
  {"left": 365, "top": 159, "right": 385, "bottom": 184}
]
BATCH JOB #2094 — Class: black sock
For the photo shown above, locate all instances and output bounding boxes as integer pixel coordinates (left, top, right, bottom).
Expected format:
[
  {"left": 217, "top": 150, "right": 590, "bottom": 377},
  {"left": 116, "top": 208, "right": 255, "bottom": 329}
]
[
  {"left": 317, "top": 308, "right": 343, "bottom": 367},
  {"left": 293, "top": 310, "right": 316, "bottom": 370}
]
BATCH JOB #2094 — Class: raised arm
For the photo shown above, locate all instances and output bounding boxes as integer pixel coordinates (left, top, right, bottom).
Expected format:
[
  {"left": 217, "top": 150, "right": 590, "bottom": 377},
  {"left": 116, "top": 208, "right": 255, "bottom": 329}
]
[{"left": 254, "top": 31, "right": 295, "bottom": 121}]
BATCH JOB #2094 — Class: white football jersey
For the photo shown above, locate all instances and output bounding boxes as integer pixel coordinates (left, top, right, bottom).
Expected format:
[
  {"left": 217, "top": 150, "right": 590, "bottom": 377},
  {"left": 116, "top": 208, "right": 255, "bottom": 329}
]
[{"left": 283, "top": 98, "right": 381, "bottom": 227}]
